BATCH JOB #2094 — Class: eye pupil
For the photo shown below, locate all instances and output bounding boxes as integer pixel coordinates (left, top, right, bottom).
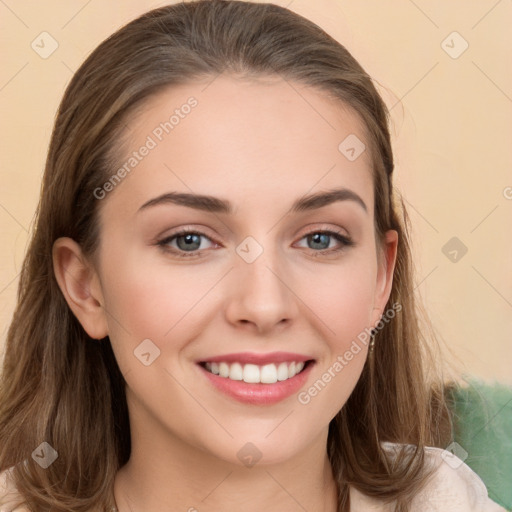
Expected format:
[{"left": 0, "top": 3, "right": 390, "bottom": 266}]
[
  {"left": 309, "top": 233, "right": 330, "bottom": 250},
  {"left": 177, "top": 233, "right": 201, "bottom": 251}
]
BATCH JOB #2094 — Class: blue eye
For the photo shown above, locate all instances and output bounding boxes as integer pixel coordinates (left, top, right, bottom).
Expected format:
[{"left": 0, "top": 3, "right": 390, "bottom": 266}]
[
  {"left": 157, "top": 229, "right": 354, "bottom": 258},
  {"left": 297, "top": 231, "right": 354, "bottom": 252},
  {"left": 157, "top": 230, "right": 216, "bottom": 257}
]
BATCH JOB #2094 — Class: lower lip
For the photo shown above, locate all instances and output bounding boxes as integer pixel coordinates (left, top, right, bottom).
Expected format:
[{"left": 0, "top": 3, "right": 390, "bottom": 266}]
[{"left": 198, "top": 362, "right": 315, "bottom": 405}]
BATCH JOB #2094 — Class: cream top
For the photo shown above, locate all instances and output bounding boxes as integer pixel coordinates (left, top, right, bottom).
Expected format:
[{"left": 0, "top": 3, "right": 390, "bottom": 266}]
[
  {"left": 0, "top": 443, "right": 507, "bottom": 511},
  {"left": 350, "top": 443, "right": 507, "bottom": 511}
]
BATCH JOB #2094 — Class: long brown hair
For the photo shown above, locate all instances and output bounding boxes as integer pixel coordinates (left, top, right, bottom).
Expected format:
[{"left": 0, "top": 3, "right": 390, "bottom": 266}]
[{"left": 0, "top": 1, "right": 455, "bottom": 510}]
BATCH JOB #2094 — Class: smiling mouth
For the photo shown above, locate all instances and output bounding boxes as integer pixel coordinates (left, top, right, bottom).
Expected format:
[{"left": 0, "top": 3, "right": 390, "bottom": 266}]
[{"left": 199, "top": 360, "right": 313, "bottom": 384}]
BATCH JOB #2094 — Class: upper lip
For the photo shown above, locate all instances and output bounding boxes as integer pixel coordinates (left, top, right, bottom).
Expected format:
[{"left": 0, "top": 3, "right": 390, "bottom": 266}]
[{"left": 198, "top": 351, "right": 314, "bottom": 366}]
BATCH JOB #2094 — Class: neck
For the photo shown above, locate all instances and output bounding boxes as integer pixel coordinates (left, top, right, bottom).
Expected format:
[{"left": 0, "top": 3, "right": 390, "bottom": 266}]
[{"left": 113, "top": 404, "right": 339, "bottom": 512}]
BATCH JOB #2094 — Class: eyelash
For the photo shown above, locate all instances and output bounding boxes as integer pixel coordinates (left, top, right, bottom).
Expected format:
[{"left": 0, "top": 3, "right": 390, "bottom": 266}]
[{"left": 156, "top": 227, "right": 355, "bottom": 259}]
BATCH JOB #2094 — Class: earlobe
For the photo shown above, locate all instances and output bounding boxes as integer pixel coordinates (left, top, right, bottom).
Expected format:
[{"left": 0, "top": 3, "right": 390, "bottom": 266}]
[
  {"left": 372, "top": 229, "right": 399, "bottom": 326},
  {"left": 52, "top": 237, "right": 109, "bottom": 340}
]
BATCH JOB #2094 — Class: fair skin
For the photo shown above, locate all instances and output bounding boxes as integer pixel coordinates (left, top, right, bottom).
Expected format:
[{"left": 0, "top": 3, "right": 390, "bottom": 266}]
[{"left": 53, "top": 74, "right": 397, "bottom": 512}]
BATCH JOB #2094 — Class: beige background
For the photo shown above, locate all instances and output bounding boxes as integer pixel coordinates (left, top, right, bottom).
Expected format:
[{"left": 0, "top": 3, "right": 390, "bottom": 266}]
[{"left": 0, "top": 0, "right": 511, "bottom": 384}]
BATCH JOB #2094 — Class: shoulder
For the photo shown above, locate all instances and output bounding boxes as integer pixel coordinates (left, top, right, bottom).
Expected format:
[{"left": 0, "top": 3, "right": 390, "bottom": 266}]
[
  {"left": 388, "top": 443, "right": 507, "bottom": 511},
  {"left": 350, "top": 443, "right": 508, "bottom": 511},
  {"left": 0, "top": 468, "right": 30, "bottom": 512}
]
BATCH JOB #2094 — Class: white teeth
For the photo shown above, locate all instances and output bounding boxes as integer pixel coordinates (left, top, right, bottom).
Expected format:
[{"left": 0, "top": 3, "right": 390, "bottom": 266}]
[
  {"left": 219, "top": 362, "right": 230, "bottom": 378},
  {"left": 229, "top": 362, "right": 243, "bottom": 381},
  {"left": 243, "top": 364, "right": 260, "bottom": 383},
  {"left": 260, "top": 364, "right": 278, "bottom": 384},
  {"left": 277, "top": 362, "right": 289, "bottom": 381},
  {"left": 203, "top": 361, "right": 307, "bottom": 383}
]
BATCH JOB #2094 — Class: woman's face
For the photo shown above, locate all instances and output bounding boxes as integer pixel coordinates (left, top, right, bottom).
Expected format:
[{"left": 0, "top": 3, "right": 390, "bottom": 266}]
[{"left": 91, "top": 75, "right": 397, "bottom": 465}]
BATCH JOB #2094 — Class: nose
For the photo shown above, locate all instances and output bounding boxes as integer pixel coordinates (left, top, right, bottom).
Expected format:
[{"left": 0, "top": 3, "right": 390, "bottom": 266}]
[{"left": 224, "top": 245, "right": 299, "bottom": 335}]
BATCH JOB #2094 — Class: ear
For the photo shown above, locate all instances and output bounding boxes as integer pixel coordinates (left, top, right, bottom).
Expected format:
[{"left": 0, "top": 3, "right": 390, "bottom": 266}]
[
  {"left": 52, "top": 237, "right": 109, "bottom": 340},
  {"left": 371, "top": 229, "right": 398, "bottom": 327}
]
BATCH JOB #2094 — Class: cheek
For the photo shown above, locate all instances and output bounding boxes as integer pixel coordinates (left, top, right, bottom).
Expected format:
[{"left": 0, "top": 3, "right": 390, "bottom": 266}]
[
  {"left": 296, "top": 255, "right": 377, "bottom": 347},
  {"left": 292, "top": 256, "right": 376, "bottom": 415},
  {"left": 99, "top": 244, "right": 228, "bottom": 370}
]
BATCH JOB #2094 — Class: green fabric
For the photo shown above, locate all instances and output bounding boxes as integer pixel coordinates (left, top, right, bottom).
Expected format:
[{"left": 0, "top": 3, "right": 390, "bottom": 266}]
[{"left": 447, "top": 377, "right": 512, "bottom": 511}]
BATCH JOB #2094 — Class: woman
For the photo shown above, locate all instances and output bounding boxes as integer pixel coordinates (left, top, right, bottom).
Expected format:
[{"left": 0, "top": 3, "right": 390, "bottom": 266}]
[{"left": 0, "top": 1, "right": 505, "bottom": 510}]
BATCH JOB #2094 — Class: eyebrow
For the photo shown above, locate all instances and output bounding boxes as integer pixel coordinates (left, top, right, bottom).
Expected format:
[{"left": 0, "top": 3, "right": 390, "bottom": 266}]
[{"left": 138, "top": 187, "right": 368, "bottom": 215}]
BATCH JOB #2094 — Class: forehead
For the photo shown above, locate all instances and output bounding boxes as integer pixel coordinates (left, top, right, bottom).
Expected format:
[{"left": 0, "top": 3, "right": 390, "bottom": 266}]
[{"left": 102, "top": 74, "right": 374, "bottom": 218}]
